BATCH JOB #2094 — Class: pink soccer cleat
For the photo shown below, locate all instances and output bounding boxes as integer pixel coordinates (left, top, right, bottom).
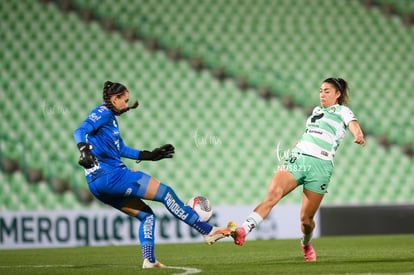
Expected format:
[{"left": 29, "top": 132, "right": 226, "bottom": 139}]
[
  {"left": 301, "top": 243, "right": 317, "bottom": 262},
  {"left": 227, "top": 221, "right": 247, "bottom": 246}
]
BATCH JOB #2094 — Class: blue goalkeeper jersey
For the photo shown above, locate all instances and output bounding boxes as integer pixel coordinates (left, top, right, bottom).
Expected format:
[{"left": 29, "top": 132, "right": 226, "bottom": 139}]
[{"left": 73, "top": 104, "right": 140, "bottom": 180}]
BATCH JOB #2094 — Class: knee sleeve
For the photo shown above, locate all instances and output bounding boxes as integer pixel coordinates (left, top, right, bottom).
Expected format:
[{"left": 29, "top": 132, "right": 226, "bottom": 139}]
[{"left": 136, "top": 205, "right": 154, "bottom": 220}]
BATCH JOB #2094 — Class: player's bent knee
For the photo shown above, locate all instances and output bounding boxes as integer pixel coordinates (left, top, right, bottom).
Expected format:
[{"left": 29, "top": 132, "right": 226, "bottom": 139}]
[{"left": 136, "top": 205, "right": 155, "bottom": 221}]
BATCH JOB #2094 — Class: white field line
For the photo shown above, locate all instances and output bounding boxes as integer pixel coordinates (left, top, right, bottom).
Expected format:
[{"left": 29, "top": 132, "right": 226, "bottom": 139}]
[{"left": 0, "top": 264, "right": 202, "bottom": 274}]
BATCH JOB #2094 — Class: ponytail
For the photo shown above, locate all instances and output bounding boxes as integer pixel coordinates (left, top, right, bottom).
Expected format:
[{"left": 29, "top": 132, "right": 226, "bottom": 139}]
[{"left": 102, "top": 81, "right": 139, "bottom": 115}]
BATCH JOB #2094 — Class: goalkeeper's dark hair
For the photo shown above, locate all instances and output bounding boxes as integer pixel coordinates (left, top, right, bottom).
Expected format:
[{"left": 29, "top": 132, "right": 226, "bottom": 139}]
[
  {"left": 323, "top": 77, "right": 349, "bottom": 105},
  {"left": 103, "top": 81, "right": 138, "bottom": 115}
]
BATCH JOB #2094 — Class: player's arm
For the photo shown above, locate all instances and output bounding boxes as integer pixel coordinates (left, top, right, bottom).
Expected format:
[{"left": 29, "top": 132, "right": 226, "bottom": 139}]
[
  {"left": 73, "top": 121, "right": 99, "bottom": 168},
  {"left": 118, "top": 136, "right": 175, "bottom": 162},
  {"left": 119, "top": 138, "right": 140, "bottom": 159},
  {"left": 73, "top": 111, "right": 108, "bottom": 168},
  {"left": 348, "top": 120, "right": 365, "bottom": 146},
  {"left": 74, "top": 108, "right": 110, "bottom": 144},
  {"left": 73, "top": 120, "right": 93, "bottom": 144},
  {"left": 134, "top": 143, "right": 175, "bottom": 162}
]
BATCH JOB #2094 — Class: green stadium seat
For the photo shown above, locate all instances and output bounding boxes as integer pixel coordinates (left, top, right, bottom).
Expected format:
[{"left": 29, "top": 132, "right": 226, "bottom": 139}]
[{"left": 1, "top": 0, "right": 413, "bottom": 211}]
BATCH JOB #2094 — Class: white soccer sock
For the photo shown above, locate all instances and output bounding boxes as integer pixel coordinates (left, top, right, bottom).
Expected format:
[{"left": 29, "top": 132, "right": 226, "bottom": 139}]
[
  {"left": 242, "top": 212, "right": 263, "bottom": 234},
  {"left": 301, "top": 233, "right": 312, "bottom": 246}
]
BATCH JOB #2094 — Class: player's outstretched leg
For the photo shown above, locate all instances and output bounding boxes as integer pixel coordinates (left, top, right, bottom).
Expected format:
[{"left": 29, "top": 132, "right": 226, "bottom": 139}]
[
  {"left": 227, "top": 221, "right": 247, "bottom": 246},
  {"left": 227, "top": 212, "right": 263, "bottom": 246},
  {"left": 204, "top": 227, "right": 231, "bottom": 245},
  {"left": 153, "top": 183, "right": 230, "bottom": 244}
]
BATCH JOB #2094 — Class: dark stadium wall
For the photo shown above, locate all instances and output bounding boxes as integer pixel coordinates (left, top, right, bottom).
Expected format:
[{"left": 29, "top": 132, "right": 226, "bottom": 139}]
[{"left": 320, "top": 204, "right": 414, "bottom": 236}]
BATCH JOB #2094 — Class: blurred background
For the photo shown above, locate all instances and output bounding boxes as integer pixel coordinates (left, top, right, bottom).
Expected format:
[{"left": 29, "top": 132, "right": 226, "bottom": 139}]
[{"left": 0, "top": 0, "right": 413, "bottom": 213}]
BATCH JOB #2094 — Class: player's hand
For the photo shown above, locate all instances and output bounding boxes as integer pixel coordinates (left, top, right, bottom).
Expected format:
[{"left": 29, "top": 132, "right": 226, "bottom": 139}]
[
  {"left": 138, "top": 144, "right": 175, "bottom": 161},
  {"left": 77, "top": 142, "right": 98, "bottom": 168},
  {"left": 354, "top": 135, "right": 366, "bottom": 147},
  {"left": 152, "top": 144, "right": 175, "bottom": 160}
]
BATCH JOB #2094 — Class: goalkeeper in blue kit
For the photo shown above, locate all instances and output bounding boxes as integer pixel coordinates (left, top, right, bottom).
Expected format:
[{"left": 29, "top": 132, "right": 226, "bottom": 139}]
[{"left": 73, "top": 81, "right": 230, "bottom": 268}]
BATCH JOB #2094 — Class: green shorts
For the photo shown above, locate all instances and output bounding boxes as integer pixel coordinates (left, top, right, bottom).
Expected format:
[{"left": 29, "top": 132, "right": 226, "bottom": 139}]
[{"left": 279, "top": 153, "right": 333, "bottom": 194}]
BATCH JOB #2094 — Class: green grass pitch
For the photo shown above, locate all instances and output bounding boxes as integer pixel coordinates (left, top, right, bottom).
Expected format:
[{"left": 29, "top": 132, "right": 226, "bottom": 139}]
[{"left": 1, "top": 235, "right": 414, "bottom": 274}]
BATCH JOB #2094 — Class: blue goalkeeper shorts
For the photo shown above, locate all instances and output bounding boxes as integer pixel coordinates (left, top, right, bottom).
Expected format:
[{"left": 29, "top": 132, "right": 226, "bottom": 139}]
[{"left": 87, "top": 167, "right": 151, "bottom": 209}]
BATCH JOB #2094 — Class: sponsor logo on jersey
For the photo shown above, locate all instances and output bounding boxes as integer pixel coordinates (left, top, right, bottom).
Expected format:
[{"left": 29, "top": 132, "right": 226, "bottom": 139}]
[
  {"left": 98, "top": 106, "right": 107, "bottom": 112},
  {"left": 84, "top": 163, "right": 100, "bottom": 175},
  {"left": 124, "top": 188, "right": 132, "bottom": 197},
  {"left": 88, "top": 112, "right": 101, "bottom": 122},
  {"left": 307, "top": 129, "right": 323, "bottom": 135},
  {"left": 114, "top": 139, "right": 120, "bottom": 151}
]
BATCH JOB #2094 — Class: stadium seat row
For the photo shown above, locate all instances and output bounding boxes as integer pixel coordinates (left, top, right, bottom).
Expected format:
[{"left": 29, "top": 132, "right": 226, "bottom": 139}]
[
  {"left": 0, "top": 0, "right": 412, "bottom": 210},
  {"left": 71, "top": 0, "right": 414, "bottom": 148}
]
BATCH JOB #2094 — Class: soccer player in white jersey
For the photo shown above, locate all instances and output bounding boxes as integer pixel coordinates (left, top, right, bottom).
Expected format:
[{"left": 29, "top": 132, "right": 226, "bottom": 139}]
[{"left": 228, "top": 78, "right": 365, "bottom": 261}]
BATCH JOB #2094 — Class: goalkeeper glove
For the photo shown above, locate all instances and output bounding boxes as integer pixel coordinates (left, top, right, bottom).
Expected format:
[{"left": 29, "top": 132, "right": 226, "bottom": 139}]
[
  {"left": 77, "top": 142, "right": 98, "bottom": 169},
  {"left": 137, "top": 144, "right": 175, "bottom": 161}
]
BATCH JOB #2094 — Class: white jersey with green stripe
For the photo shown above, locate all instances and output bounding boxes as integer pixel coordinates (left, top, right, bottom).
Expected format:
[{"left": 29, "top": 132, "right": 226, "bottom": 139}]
[{"left": 296, "top": 104, "right": 357, "bottom": 162}]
